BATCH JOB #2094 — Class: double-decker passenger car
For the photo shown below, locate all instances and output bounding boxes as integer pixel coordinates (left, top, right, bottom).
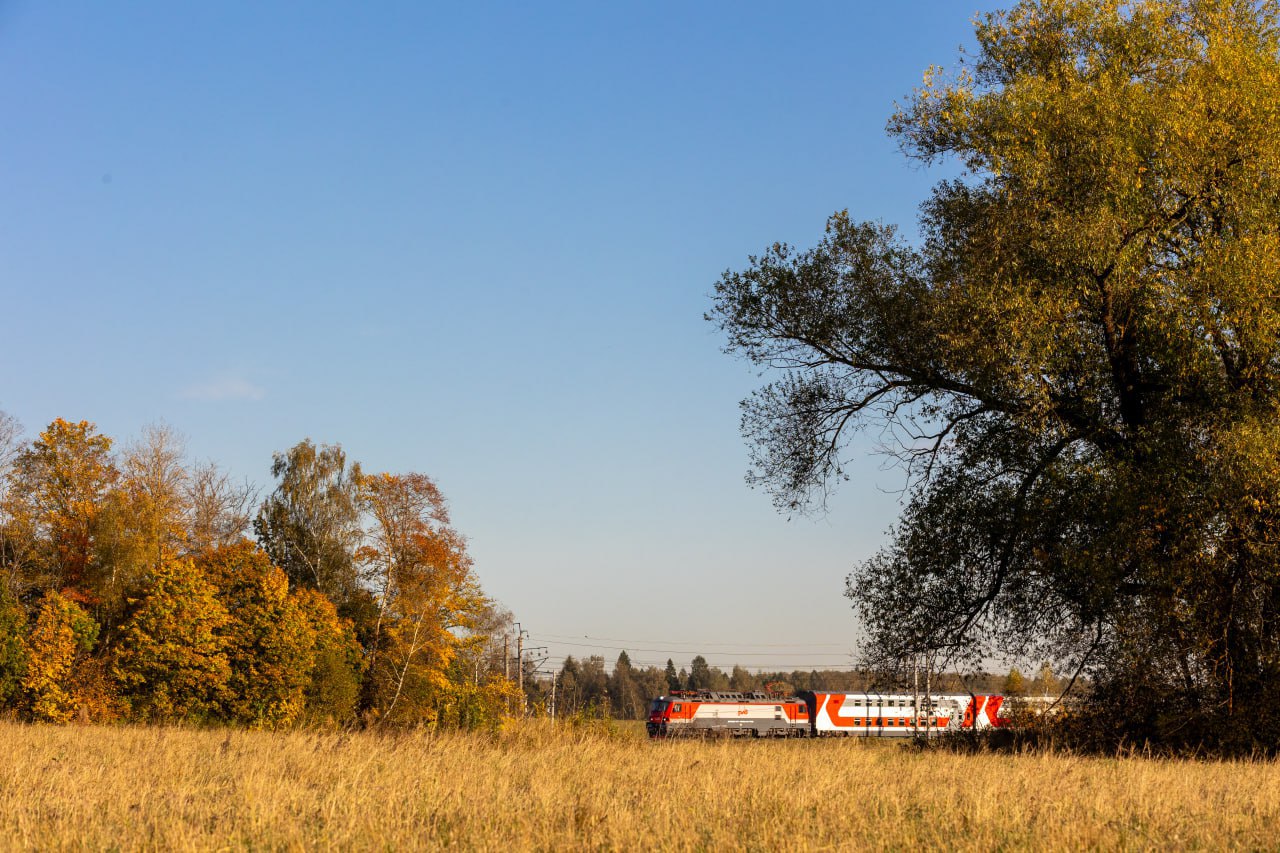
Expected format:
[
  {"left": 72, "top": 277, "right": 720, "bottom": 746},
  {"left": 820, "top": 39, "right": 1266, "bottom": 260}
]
[
  {"left": 647, "top": 690, "right": 1007, "bottom": 738},
  {"left": 800, "top": 691, "right": 1006, "bottom": 737}
]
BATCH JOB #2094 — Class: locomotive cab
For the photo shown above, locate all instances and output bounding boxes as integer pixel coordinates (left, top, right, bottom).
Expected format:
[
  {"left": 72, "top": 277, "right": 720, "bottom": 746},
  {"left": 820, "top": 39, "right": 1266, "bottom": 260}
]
[{"left": 647, "top": 698, "right": 672, "bottom": 737}]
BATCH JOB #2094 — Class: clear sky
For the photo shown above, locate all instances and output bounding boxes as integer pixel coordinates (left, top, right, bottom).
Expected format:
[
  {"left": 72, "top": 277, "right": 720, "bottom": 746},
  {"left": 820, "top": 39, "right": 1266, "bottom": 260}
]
[{"left": 1, "top": 1, "right": 1005, "bottom": 676}]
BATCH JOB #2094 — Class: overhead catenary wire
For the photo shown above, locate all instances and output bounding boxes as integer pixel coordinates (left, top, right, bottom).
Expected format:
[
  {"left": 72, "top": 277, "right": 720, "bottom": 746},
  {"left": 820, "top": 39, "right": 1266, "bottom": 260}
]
[
  {"left": 532, "top": 639, "right": 852, "bottom": 657},
  {"left": 533, "top": 633, "right": 850, "bottom": 649}
]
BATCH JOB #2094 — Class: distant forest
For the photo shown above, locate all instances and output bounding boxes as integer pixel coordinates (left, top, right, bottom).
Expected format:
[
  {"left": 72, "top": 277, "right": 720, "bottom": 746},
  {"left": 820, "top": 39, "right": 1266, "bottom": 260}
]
[{"left": 535, "top": 653, "right": 1063, "bottom": 721}]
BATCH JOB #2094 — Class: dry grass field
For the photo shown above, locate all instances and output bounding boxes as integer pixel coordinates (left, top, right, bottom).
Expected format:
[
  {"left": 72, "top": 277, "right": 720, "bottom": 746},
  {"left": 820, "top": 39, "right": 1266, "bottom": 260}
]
[{"left": 1, "top": 719, "right": 1277, "bottom": 851}]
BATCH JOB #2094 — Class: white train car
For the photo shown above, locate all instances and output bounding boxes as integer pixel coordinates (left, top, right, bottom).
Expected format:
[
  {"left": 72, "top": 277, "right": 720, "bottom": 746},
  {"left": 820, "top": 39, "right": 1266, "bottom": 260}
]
[{"left": 800, "top": 691, "right": 1008, "bottom": 737}]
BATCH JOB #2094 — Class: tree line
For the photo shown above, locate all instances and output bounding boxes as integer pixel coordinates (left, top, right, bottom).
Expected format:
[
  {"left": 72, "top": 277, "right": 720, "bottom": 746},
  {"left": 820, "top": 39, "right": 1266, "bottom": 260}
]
[
  {"left": 0, "top": 414, "right": 518, "bottom": 728},
  {"left": 533, "top": 652, "right": 1034, "bottom": 720}
]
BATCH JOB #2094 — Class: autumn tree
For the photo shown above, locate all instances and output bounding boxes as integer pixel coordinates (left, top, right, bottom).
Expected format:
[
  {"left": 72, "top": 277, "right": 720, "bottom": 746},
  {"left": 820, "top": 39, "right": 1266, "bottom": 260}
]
[
  {"left": 1003, "top": 667, "right": 1027, "bottom": 696},
  {"left": 0, "top": 583, "right": 27, "bottom": 710},
  {"left": 119, "top": 424, "right": 189, "bottom": 568},
  {"left": 359, "top": 472, "right": 496, "bottom": 726},
  {"left": 1031, "top": 661, "right": 1059, "bottom": 697},
  {"left": 293, "top": 586, "right": 365, "bottom": 727},
  {"left": 112, "top": 556, "right": 230, "bottom": 722},
  {"left": 20, "top": 591, "right": 99, "bottom": 722},
  {"left": 255, "top": 440, "right": 364, "bottom": 609},
  {"left": 710, "top": 0, "right": 1280, "bottom": 752},
  {"left": 93, "top": 424, "right": 191, "bottom": 620},
  {"left": 185, "top": 461, "right": 256, "bottom": 554},
  {"left": 2, "top": 419, "right": 118, "bottom": 599},
  {"left": 434, "top": 601, "right": 518, "bottom": 728},
  {"left": 198, "top": 542, "right": 316, "bottom": 728}
]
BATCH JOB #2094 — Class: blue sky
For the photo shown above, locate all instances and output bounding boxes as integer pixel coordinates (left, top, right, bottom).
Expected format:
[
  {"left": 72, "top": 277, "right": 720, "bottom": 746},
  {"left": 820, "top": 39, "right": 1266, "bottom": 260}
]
[{"left": 1, "top": 1, "right": 1004, "bottom": 674}]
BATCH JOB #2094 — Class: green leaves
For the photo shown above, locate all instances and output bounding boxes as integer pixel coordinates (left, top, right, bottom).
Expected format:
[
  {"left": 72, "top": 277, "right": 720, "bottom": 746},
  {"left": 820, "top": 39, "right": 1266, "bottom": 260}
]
[{"left": 713, "top": 0, "right": 1280, "bottom": 752}]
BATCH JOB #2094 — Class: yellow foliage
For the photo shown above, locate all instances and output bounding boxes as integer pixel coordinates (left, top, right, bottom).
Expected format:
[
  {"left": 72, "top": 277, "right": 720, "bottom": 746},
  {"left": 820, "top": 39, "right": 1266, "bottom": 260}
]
[
  {"left": 21, "top": 591, "right": 99, "bottom": 723},
  {"left": 292, "top": 586, "right": 364, "bottom": 727},
  {"left": 198, "top": 542, "right": 317, "bottom": 729},
  {"left": 4, "top": 419, "right": 118, "bottom": 597},
  {"left": 359, "top": 472, "right": 491, "bottom": 726},
  {"left": 112, "top": 556, "right": 230, "bottom": 722}
]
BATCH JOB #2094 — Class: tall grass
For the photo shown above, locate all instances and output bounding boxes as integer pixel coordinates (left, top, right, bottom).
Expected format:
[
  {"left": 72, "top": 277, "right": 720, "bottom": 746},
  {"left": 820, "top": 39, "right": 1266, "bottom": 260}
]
[{"left": 0, "top": 719, "right": 1276, "bottom": 849}]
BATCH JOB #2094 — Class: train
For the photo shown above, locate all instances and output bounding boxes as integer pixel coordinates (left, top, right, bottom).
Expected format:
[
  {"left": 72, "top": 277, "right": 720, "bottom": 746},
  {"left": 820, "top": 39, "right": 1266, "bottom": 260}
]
[{"left": 646, "top": 689, "right": 1009, "bottom": 738}]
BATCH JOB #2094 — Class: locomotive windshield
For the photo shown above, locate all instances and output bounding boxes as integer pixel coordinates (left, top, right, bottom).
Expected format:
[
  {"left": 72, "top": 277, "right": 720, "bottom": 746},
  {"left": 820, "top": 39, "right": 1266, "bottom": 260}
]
[{"left": 650, "top": 700, "right": 669, "bottom": 715}]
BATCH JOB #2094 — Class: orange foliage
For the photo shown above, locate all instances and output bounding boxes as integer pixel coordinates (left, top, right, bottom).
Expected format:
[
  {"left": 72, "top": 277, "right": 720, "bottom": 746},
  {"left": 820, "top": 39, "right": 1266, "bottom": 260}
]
[
  {"left": 360, "top": 472, "right": 490, "bottom": 725},
  {"left": 21, "top": 591, "right": 100, "bottom": 723},
  {"left": 6, "top": 419, "right": 118, "bottom": 596}
]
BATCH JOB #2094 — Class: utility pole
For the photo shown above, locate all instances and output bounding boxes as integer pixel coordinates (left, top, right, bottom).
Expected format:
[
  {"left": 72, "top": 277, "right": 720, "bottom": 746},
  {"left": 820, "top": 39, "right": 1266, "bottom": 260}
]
[
  {"left": 925, "top": 651, "right": 933, "bottom": 738},
  {"left": 913, "top": 654, "right": 920, "bottom": 738},
  {"left": 515, "top": 624, "right": 528, "bottom": 715},
  {"left": 551, "top": 670, "right": 558, "bottom": 721},
  {"left": 504, "top": 635, "right": 511, "bottom": 714}
]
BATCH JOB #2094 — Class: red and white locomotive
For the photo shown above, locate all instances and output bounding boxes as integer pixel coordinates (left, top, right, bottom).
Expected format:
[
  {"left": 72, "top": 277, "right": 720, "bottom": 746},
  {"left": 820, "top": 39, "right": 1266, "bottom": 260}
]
[{"left": 646, "top": 689, "right": 1008, "bottom": 738}]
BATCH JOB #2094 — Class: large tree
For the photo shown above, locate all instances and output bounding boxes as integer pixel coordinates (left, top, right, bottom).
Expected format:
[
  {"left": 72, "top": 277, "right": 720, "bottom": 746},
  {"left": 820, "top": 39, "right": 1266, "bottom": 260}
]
[
  {"left": 358, "top": 471, "right": 497, "bottom": 725},
  {"left": 255, "top": 440, "right": 364, "bottom": 608},
  {"left": 2, "top": 419, "right": 119, "bottom": 599},
  {"left": 710, "top": 0, "right": 1280, "bottom": 751}
]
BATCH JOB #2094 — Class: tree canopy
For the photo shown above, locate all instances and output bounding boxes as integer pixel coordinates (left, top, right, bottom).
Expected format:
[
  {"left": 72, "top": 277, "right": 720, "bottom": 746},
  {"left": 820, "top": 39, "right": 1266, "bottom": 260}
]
[
  {"left": 710, "top": 0, "right": 1280, "bottom": 752},
  {"left": 0, "top": 418, "right": 516, "bottom": 731}
]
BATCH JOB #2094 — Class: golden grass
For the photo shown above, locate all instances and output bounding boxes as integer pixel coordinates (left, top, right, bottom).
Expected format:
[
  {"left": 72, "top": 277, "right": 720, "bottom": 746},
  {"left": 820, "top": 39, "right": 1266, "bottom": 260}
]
[{"left": 1, "top": 719, "right": 1277, "bottom": 851}]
